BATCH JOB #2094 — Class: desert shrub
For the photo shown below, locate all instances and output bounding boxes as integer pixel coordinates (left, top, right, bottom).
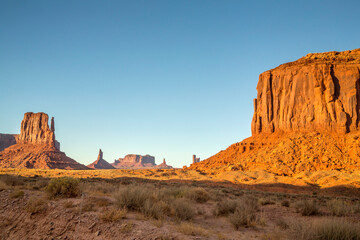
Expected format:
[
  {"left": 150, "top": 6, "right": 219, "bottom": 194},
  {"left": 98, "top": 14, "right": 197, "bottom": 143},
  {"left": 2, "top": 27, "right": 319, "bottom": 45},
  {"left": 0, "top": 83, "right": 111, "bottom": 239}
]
[
  {"left": 0, "top": 181, "right": 8, "bottom": 191},
  {"left": 288, "top": 218, "right": 360, "bottom": 240},
  {"left": 141, "top": 199, "right": 169, "bottom": 220},
  {"left": 275, "top": 218, "right": 289, "bottom": 230},
  {"left": 46, "top": 177, "right": 80, "bottom": 199},
  {"left": 0, "top": 174, "right": 24, "bottom": 186},
  {"left": 175, "top": 222, "right": 208, "bottom": 236},
  {"left": 113, "top": 185, "right": 153, "bottom": 211},
  {"left": 186, "top": 187, "right": 210, "bottom": 203},
  {"left": 32, "top": 178, "right": 49, "bottom": 190},
  {"left": 259, "top": 197, "right": 275, "bottom": 206},
  {"left": 281, "top": 200, "right": 290, "bottom": 207},
  {"left": 26, "top": 197, "right": 47, "bottom": 214},
  {"left": 296, "top": 199, "right": 320, "bottom": 216},
  {"left": 10, "top": 190, "right": 24, "bottom": 198},
  {"left": 100, "top": 208, "right": 127, "bottom": 222},
  {"left": 172, "top": 198, "right": 195, "bottom": 221},
  {"left": 159, "top": 186, "right": 189, "bottom": 199},
  {"left": 81, "top": 182, "right": 116, "bottom": 196},
  {"left": 327, "top": 199, "right": 351, "bottom": 217},
  {"left": 229, "top": 198, "right": 258, "bottom": 229},
  {"left": 214, "top": 199, "right": 238, "bottom": 216}
]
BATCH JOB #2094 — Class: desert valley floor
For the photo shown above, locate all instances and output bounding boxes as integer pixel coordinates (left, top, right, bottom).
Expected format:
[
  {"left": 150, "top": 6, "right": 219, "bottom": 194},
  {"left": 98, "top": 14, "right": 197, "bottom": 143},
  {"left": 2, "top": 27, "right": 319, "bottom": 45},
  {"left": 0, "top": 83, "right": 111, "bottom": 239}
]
[{"left": 0, "top": 168, "right": 360, "bottom": 240}]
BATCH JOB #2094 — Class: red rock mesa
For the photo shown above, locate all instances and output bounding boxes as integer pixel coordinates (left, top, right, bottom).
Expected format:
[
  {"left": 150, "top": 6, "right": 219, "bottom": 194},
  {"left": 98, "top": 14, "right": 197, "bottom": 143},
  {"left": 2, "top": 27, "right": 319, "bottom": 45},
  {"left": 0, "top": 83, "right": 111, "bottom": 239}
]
[{"left": 190, "top": 49, "right": 360, "bottom": 175}]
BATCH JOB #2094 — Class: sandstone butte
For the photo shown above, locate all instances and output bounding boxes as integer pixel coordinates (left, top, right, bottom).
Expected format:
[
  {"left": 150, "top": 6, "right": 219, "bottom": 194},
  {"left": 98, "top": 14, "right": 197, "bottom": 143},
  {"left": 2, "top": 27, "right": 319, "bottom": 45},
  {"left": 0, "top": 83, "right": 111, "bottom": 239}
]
[
  {"left": 87, "top": 149, "right": 115, "bottom": 169},
  {"left": 112, "top": 154, "right": 173, "bottom": 169},
  {"left": 0, "top": 112, "right": 88, "bottom": 170},
  {"left": 189, "top": 49, "right": 360, "bottom": 176}
]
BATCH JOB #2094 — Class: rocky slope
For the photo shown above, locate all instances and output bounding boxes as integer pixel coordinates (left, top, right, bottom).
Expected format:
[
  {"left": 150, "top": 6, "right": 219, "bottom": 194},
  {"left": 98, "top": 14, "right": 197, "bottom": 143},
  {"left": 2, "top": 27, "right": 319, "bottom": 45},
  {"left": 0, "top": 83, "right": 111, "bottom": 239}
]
[
  {"left": 0, "top": 112, "right": 88, "bottom": 170},
  {"left": 87, "top": 149, "right": 115, "bottom": 169},
  {"left": 190, "top": 49, "right": 360, "bottom": 175}
]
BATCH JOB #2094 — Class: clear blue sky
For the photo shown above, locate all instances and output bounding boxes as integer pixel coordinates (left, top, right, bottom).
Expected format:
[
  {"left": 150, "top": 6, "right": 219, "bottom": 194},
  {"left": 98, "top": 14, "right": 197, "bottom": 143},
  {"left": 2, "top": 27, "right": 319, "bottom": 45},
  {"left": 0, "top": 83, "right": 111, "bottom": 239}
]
[{"left": 1, "top": 0, "right": 359, "bottom": 167}]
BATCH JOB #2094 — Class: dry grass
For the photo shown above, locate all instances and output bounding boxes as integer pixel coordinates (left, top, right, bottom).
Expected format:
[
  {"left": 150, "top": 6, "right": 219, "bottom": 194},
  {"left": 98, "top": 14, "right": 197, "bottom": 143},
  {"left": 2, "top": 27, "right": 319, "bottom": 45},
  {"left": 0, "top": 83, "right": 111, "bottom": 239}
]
[
  {"left": 113, "top": 185, "right": 153, "bottom": 211},
  {"left": 46, "top": 177, "right": 80, "bottom": 199},
  {"left": 295, "top": 199, "right": 320, "bottom": 216},
  {"left": 327, "top": 199, "right": 352, "bottom": 217},
  {"left": 10, "top": 190, "right": 24, "bottom": 198},
  {"left": 288, "top": 218, "right": 360, "bottom": 240},
  {"left": 175, "top": 222, "right": 208, "bottom": 236},
  {"left": 25, "top": 196, "right": 47, "bottom": 214},
  {"left": 214, "top": 199, "right": 238, "bottom": 216},
  {"left": 99, "top": 208, "right": 127, "bottom": 222},
  {"left": 229, "top": 197, "right": 259, "bottom": 229},
  {"left": 185, "top": 187, "right": 210, "bottom": 203},
  {"left": 172, "top": 198, "right": 195, "bottom": 221}
]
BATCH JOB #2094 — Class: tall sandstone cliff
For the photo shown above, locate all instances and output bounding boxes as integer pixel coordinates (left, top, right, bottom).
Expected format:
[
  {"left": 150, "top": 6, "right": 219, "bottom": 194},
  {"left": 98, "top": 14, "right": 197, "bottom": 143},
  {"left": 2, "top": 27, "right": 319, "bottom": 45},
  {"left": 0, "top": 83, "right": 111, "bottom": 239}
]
[
  {"left": 190, "top": 49, "right": 360, "bottom": 175},
  {"left": 0, "top": 112, "right": 88, "bottom": 169}
]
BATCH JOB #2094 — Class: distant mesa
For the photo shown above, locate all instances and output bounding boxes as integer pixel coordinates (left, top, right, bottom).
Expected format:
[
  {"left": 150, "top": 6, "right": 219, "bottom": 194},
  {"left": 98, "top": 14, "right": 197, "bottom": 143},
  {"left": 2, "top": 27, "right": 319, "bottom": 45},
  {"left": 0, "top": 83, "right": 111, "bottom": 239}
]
[
  {"left": 112, "top": 154, "right": 173, "bottom": 169},
  {"left": 0, "top": 112, "right": 88, "bottom": 170},
  {"left": 87, "top": 149, "right": 115, "bottom": 169},
  {"left": 190, "top": 49, "right": 360, "bottom": 175}
]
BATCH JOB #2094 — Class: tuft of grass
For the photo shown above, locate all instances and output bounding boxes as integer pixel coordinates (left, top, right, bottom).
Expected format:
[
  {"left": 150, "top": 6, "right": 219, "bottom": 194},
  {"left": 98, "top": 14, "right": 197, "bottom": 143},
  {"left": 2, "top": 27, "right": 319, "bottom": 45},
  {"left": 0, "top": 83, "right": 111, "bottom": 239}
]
[
  {"left": 99, "top": 208, "right": 127, "bottom": 222},
  {"left": 288, "top": 218, "right": 360, "bottom": 240},
  {"left": 175, "top": 222, "right": 208, "bottom": 236},
  {"left": 46, "top": 177, "right": 80, "bottom": 199},
  {"left": 327, "top": 199, "right": 351, "bottom": 217},
  {"left": 186, "top": 187, "right": 210, "bottom": 203},
  {"left": 172, "top": 198, "right": 195, "bottom": 221},
  {"left": 25, "top": 196, "right": 47, "bottom": 214},
  {"left": 10, "top": 190, "right": 24, "bottom": 198},
  {"left": 295, "top": 199, "right": 320, "bottom": 216}
]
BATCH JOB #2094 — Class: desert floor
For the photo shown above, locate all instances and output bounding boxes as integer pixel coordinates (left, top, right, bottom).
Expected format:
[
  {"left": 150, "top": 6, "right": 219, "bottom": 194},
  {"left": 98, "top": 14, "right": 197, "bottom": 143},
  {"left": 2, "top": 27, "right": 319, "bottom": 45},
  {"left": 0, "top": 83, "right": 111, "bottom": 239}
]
[{"left": 0, "top": 169, "right": 359, "bottom": 240}]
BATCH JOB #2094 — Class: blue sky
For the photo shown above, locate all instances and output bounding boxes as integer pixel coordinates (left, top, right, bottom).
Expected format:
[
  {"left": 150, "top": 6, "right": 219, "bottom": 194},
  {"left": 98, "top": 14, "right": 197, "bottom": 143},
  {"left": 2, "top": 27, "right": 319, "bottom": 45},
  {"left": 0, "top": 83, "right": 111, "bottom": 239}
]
[{"left": 1, "top": 0, "right": 359, "bottom": 167}]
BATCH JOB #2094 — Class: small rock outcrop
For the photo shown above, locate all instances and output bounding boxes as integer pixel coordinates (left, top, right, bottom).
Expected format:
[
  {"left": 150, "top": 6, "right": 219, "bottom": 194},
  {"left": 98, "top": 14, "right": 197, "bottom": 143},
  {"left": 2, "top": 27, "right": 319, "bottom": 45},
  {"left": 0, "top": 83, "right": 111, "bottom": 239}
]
[
  {"left": 156, "top": 158, "right": 173, "bottom": 169},
  {"left": 87, "top": 149, "right": 115, "bottom": 169},
  {"left": 112, "top": 154, "right": 156, "bottom": 169},
  {"left": 0, "top": 112, "right": 88, "bottom": 169},
  {"left": 191, "top": 49, "right": 360, "bottom": 175},
  {"left": 192, "top": 155, "right": 200, "bottom": 164}
]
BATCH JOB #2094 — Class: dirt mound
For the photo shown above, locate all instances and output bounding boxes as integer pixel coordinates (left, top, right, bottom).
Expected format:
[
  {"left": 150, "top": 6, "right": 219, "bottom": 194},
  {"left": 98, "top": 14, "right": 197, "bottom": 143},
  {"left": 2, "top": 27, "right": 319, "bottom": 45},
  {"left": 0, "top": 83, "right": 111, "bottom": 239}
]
[{"left": 190, "top": 49, "right": 360, "bottom": 175}]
